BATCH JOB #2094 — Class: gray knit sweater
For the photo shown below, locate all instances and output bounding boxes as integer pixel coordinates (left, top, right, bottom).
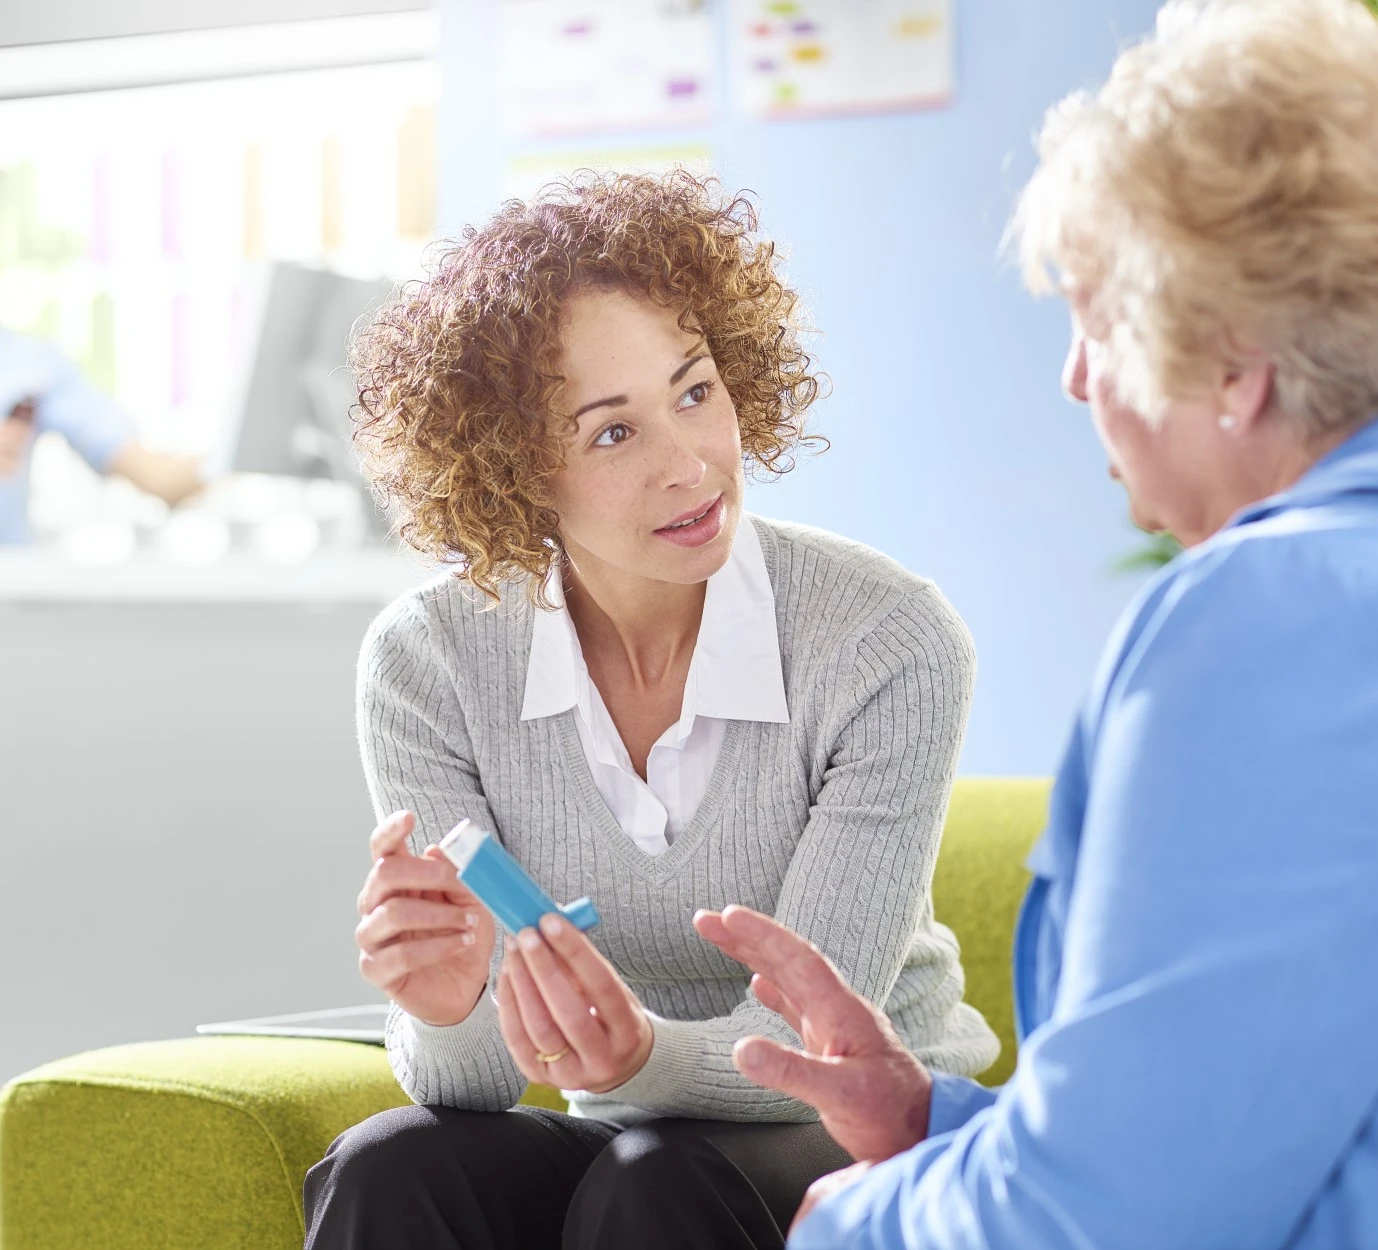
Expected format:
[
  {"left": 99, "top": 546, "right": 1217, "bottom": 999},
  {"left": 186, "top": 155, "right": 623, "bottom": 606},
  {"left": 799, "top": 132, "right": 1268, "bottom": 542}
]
[{"left": 359, "top": 515, "right": 999, "bottom": 1123}]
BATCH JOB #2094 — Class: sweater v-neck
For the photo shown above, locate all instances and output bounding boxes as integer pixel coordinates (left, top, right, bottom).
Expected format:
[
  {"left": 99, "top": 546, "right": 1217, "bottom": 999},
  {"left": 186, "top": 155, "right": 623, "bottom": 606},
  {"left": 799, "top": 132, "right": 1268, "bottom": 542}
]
[{"left": 550, "top": 709, "right": 750, "bottom": 882}]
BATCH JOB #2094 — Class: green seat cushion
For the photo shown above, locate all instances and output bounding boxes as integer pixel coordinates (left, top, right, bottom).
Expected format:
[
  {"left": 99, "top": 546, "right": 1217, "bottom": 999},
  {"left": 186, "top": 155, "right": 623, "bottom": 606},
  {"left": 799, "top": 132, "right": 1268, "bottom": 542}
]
[
  {"left": 0, "top": 1036, "right": 411, "bottom": 1250},
  {"left": 0, "top": 1036, "right": 568, "bottom": 1250},
  {"left": 932, "top": 776, "right": 1051, "bottom": 1086}
]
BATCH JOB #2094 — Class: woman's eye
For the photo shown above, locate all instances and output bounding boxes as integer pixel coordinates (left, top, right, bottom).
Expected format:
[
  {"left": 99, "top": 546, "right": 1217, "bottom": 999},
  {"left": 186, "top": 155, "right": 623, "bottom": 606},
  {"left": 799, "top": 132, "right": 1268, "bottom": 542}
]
[
  {"left": 677, "top": 380, "right": 713, "bottom": 409},
  {"left": 592, "top": 422, "right": 631, "bottom": 447}
]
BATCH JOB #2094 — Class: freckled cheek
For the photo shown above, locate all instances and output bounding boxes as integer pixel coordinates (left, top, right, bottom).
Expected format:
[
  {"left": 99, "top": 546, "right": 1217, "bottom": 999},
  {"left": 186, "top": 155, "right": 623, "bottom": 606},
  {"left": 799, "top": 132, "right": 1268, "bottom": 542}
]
[
  {"left": 551, "top": 463, "right": 637, "bottom": 543},
  {"left": 584, "top": 469, "right": 646, "bottom": 516},
  {"left": 705, "top": 405, "right": 745, "bottom": 478},
  {"left": 599, "top": 462, "right": 681, "bottom": 544}
]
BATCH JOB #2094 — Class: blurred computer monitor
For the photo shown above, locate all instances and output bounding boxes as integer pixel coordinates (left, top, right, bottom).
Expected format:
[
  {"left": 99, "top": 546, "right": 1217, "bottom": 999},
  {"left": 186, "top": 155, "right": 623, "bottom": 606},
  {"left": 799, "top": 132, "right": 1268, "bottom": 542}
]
[{"left": 222, "top": 261, "right": 395, "bottom": 537}]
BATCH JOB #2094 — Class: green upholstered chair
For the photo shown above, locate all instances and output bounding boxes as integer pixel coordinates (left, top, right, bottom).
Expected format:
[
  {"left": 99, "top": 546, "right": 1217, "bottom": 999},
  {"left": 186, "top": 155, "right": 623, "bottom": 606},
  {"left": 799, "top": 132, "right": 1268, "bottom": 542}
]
[
  {"left": 931, "top": 777, "right": 1050, "bottom": 1087},
  {"left": 0, "top": 777, "right": 1049, "bottom": 1250}
]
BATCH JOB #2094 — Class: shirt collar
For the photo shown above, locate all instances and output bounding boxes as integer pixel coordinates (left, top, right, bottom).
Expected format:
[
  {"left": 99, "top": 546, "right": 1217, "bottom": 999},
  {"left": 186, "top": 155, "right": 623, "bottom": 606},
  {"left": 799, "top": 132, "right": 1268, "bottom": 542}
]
[
  {"left": 520, "top": 515, "right": 789, "bottom": 726},
  {"left": 1229, "top": 415, "right": 1378, "bottom": 530},
  {"left": 520, "top": 577, "right": 582, "bottom": 722}
]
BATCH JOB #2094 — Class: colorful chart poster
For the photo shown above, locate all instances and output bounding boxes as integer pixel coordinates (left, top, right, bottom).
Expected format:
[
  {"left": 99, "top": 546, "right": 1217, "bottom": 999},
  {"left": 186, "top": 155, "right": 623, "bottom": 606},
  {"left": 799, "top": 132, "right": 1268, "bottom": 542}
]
[
  {"left": 732, "top": 0, "right": 954, "bottom": 121},
  {"left": 500, "top": 1, "right": 716, "bottom": 138}
]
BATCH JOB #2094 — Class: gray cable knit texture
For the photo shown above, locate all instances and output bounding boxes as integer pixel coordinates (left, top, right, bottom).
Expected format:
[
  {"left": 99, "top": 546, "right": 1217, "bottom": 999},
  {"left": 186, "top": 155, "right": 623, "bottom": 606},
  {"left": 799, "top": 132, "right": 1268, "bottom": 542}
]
[{"left": 359, "top": 515, "right": 1000, "bottom": 1124}]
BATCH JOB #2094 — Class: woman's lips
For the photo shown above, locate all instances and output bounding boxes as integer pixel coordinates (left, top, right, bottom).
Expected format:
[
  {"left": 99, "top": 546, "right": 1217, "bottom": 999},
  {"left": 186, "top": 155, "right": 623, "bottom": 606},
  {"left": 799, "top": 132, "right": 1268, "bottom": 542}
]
[{"left": 654, "top": 495, "right": 725, "bottom": 549}]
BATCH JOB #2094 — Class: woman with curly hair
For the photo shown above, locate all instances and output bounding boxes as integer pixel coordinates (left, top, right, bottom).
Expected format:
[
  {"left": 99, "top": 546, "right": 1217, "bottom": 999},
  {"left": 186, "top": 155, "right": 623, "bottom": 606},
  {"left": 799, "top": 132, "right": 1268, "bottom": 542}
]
[{"left": 303, "top": 170, "right": 997, "bottom": 1250}]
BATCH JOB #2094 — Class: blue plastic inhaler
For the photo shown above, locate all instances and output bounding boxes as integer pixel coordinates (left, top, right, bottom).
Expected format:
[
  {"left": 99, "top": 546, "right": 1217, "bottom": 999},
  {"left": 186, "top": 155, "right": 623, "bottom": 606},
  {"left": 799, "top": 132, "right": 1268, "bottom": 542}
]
[{"left": 438, "top": 819, "right": 600, "bottom": 935}]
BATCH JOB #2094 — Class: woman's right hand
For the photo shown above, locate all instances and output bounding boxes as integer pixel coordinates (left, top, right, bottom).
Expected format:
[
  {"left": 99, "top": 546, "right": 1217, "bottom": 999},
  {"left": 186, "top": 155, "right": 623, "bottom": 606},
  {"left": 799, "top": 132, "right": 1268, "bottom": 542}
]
[{"left": 356, "top": 810, "right": 497, "bottom": 1027}]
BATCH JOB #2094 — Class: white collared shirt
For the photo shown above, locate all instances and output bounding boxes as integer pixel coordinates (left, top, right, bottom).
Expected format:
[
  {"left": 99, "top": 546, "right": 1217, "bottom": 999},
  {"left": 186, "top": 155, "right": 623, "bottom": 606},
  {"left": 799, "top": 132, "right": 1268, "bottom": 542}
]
[{"left": 520, "top": 518, "right": 789, "bottom": 857}]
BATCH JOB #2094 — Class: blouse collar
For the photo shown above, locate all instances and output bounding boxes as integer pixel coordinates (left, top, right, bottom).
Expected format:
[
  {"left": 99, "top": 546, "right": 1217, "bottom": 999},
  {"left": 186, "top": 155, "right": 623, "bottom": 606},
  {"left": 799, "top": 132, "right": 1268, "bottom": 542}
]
[{"left": 520, "top": 515, "right": 790, "bottom": 729}]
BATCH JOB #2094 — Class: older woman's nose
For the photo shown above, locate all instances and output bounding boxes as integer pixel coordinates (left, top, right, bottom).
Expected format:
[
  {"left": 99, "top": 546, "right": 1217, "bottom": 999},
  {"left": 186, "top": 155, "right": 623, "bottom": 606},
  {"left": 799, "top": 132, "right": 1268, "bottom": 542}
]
[{"left": 1062, "top": 333, "right": 1090, "bottom": 405}]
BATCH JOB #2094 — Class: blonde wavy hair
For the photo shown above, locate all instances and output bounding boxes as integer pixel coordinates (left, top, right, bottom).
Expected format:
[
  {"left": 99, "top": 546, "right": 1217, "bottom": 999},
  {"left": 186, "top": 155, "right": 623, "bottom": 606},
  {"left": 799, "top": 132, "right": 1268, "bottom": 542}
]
[
  {"left": 351, "top": 169, "right": 824, "bottom": 603},
  {"left": 1011, "top": 0, "right": 1378, "bottom": 437}
]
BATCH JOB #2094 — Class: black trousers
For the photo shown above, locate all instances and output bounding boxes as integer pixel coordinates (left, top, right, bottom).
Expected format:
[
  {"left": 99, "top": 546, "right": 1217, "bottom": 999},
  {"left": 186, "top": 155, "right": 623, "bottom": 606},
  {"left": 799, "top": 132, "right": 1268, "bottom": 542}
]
[{"left": 303, "top": 1104, "right": 852, "bottom": 1250}]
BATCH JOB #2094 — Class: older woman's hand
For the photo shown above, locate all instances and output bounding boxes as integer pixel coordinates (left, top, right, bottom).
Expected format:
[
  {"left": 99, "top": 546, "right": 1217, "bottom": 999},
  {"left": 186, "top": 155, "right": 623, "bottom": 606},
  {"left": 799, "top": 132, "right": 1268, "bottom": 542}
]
[
  {"left": 496, "top": 912, "right": 653, "bottom": 1094},
  {"left": 694, "top": 905, "right": 932, "bottom": 1164},
  {"left": 792, "top": 1161, "right": 875, "bottom": 1235},
  {"left": 355, "top": 810, "right": 497, "bottom": 1027}
]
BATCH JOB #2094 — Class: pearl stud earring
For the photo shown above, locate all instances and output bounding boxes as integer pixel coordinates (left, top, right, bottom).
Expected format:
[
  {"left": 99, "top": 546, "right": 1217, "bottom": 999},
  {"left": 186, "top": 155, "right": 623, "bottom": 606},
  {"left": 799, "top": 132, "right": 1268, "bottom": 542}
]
[{"left": 1218, "top": 414, "right": 1238, "bottom": 430}]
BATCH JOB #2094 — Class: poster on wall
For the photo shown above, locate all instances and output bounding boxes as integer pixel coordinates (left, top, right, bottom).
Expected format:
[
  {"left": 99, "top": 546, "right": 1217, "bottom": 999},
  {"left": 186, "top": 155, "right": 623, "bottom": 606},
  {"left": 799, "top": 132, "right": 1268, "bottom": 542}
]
[
  {"left": 499, "top": 1, "right": 716, "bottom": 139},
  {"left": 731, "top": 0, "right": 954, "bottom": 121}
]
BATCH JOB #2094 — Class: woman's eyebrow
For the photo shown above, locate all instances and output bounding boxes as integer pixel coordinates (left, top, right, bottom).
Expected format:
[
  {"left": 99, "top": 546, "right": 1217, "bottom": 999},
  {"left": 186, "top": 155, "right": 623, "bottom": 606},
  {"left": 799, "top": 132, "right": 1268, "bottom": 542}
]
[
  {"left": 669, "top": 354, "right": 707, "bottom": 386},
  {"left": 572, "top": 355, "right": 708, "bottom": 419},
  {"left": 573, "top": 394, "right": 628, "bottom": 419}
]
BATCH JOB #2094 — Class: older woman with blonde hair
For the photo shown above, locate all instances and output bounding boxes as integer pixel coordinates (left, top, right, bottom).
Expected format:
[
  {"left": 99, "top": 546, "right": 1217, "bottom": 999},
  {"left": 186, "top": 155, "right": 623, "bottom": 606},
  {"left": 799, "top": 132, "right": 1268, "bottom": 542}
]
[
  {"left": 302, "top": 171, "right": 999, "bottom": 1250},
  {"left": 695, "top": 0, "right": 1378, "bottom": 1246}
]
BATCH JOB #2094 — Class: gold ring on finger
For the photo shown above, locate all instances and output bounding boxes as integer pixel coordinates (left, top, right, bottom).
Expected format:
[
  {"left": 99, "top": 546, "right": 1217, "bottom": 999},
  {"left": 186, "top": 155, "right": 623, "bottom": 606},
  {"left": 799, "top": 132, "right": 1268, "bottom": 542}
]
[{"left": 535, "top": 1044, "right": 572, "bottom": 1065}]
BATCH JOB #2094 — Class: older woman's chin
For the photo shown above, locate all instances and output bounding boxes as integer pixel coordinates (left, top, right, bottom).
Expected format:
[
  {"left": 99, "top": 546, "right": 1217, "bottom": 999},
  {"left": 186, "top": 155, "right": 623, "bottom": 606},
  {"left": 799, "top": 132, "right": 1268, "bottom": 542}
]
[{"left": 1122, "top": 492, "right": 1171, "bottom": 542}]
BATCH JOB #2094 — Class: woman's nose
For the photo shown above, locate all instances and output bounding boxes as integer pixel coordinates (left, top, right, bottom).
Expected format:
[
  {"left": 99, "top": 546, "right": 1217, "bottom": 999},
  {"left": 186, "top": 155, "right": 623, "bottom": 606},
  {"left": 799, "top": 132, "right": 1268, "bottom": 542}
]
[
  {"left": 656, "top": 429, "right": 708, "bottom": 490},
  {"left": 1062, "top": 332, "right": 1089, "bottom": 404},
  {"left": 658, "top": 446, "right": 705, "bottom": 490}
]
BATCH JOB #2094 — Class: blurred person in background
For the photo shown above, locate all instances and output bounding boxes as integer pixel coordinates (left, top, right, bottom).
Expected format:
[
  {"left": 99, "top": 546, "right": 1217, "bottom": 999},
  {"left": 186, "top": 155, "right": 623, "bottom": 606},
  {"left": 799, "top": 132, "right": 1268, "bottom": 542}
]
[
  {"left": 0, "top": 326, "right": 205, "bottom": 544},
  {"left": 696, "top": 0, "right": 1378, "bottom": 1246}
]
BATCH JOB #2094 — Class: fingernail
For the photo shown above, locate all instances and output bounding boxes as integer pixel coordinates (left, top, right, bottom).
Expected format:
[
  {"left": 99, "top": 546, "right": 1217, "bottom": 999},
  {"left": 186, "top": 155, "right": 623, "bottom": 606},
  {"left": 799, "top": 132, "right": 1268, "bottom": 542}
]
[
  {"left": 504, "top": 935, "right": 516, "bottom": 955},
  {"left": 461, "top": 932, "right": 476, "bottom": 946},
  {"left": 518, "top": 929, "right": 542, "bottom": 952},
  {"left": 465, "top": 911, "right": 478, "bottom": 926},
  {"left": 539, "top": 914, "right": 562, "bottom": 937}
]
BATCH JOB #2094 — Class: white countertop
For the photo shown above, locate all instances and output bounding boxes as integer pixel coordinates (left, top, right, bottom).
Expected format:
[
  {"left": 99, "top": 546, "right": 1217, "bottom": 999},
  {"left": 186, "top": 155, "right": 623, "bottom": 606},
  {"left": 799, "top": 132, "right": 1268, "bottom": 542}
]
[{"left": 0, "top": 545, "right": 440, "bottom": 604}]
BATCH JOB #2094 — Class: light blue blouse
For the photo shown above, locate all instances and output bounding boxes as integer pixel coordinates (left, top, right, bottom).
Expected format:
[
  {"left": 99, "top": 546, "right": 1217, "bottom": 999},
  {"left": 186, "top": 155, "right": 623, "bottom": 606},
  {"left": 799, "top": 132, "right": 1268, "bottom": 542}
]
[
  {"left": 794, "top": 418, "right": 1378, "bottom": 1249},
  {"left": 0, "top": 329, "right": 134, "bottom": 544}
]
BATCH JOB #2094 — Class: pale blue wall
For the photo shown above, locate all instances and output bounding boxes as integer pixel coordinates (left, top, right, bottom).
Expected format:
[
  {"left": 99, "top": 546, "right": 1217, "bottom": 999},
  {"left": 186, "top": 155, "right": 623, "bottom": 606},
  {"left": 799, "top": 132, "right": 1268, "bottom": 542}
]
[{"left": 436, "top": 1, "right": 1164, "bottom": 775}]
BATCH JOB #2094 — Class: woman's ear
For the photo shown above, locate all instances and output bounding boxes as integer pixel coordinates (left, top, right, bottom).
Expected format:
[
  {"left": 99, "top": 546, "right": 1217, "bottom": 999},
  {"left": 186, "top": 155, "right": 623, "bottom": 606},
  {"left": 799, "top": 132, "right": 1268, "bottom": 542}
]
[{"left": 1222, "top": 354, "right": 1275, "bottom": 432}]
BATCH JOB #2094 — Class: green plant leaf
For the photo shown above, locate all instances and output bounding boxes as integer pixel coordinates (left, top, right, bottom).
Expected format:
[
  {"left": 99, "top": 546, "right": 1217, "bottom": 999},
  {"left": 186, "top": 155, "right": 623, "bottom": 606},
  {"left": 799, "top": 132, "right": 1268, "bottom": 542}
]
[{"left": 1114, "top": 529, "right": 1182, "bottom": 574}]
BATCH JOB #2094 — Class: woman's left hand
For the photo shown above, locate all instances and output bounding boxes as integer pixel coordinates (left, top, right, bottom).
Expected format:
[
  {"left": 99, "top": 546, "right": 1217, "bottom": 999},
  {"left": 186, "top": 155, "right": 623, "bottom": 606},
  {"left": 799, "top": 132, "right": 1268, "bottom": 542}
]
[{"left": 496, "top": 912, "right": 654, "bottom": 1094}]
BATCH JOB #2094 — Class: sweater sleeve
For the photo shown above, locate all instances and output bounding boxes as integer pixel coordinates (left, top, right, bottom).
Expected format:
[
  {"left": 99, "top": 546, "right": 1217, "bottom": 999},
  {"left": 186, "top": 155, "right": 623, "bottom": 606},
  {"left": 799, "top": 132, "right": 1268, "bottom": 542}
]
[
  {"left": 579, "top": 587, "right": 995, "bottom": 1122},
  {"left": 357, "top": 593, "right": 527, "bottom": 1112}
]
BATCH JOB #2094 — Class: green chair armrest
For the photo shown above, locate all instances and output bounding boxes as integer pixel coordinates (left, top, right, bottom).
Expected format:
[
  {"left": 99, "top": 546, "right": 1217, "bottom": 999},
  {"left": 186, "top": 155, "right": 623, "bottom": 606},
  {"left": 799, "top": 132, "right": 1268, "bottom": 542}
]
[
  {"left": 1, "top": 1036, "right": 410, "bottom": 1250},
  {"left": 0, "top": 1035, "right": 568, "bottom": 1250},
  {"left": 932, "top": 776, "right": 1051, "bottom": 1086}
]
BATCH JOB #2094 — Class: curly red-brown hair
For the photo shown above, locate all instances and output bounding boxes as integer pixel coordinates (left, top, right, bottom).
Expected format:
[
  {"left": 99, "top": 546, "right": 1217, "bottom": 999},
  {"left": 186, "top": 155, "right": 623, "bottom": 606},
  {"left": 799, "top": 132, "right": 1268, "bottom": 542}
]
[{"left": 351, "top": 168, "right": 826, "bottom": 604}]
